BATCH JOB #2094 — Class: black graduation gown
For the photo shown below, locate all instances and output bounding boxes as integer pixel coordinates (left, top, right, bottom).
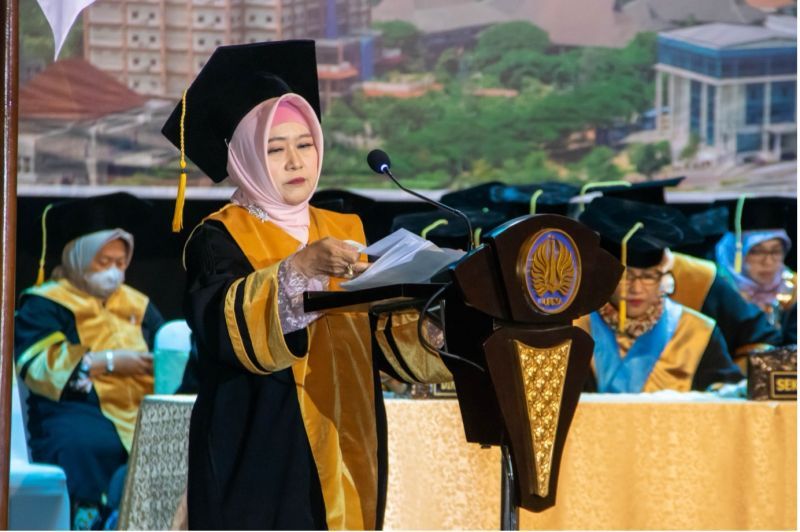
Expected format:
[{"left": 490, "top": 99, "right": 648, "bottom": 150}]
[{"left": 182, "top": 206, "right": 451, "bottom": 531}]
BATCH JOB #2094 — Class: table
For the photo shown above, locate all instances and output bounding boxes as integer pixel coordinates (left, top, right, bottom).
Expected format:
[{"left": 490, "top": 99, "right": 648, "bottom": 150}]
[{"left": 119, "top": 394, "right": 797, "bottom": 530}]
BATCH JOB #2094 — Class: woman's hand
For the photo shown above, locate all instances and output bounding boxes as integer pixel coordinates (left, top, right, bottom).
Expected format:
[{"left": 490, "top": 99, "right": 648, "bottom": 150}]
[
  {"left": 292, "top": 237, "right": 369, "bottom": 279},
  {"left": 88, "top": 350, "right": 154, "bottom": 377}
]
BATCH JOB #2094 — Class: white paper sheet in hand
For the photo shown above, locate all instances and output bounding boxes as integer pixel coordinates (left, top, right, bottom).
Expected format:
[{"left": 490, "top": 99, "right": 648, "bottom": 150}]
[{"left": 340, "top": 229, "right": 465, "bottom": 290}]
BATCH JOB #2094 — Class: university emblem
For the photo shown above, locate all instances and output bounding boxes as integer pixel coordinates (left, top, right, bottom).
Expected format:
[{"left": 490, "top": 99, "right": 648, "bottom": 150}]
[{"left": 519, "top": 229, "right": 581, "bottom": 314}]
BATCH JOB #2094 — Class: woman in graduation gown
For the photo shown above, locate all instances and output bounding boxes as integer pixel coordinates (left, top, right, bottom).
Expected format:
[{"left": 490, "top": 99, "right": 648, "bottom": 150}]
[
  {"left": 715, "top": 198, "right": 797, "bottom": 345},
  {"left": 597, "top": 178, "right": 782, "bottom": 361},
  {"left": 574, "top": 197, "right": 743, "bottom": 393},
  {"left": 161, "top": 41, "right": 451, "bottom": 530},
  {"left": 14, "top": 193, "right": 164, "bottom": 529}
]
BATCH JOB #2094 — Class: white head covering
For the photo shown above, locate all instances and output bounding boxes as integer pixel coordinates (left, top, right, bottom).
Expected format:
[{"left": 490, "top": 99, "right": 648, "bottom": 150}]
[{"left": 56, "top": 229, "right": 134, "bottom": 297}]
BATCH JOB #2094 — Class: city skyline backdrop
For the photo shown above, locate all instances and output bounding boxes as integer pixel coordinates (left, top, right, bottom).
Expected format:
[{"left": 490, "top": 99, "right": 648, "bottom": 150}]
[{"left": 18, "top": 0, "right": 798, "bottom": 198}]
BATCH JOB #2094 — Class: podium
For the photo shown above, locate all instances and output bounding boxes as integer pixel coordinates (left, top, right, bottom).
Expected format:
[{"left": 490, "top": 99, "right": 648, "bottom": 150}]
[{"left": 305, "top": 214, "right": 622, "bottom": 529}]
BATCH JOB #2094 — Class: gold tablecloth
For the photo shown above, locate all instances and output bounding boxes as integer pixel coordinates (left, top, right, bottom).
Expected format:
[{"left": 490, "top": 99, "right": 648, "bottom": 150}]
[
  {"left": 120, "top": 395, "right": 796, "bottom": 530},
  {"left": 383, "top": 395, "right": 797, "bottom": 530}
]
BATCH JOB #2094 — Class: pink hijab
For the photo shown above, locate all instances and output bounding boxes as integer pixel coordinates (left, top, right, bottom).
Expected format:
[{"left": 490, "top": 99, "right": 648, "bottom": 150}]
[{"left": 228, "top": 93, "right": 324, "bottom": 244}]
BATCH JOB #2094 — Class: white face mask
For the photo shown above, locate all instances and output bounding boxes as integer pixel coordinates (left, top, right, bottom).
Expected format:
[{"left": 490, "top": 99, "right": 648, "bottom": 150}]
[{"left": 84, "top": 267, "right": 125, "bottom": 299}]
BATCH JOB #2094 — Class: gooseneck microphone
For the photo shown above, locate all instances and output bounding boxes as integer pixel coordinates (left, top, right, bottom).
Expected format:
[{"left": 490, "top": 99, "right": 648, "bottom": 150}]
[{"left": 367, "top": 149, "right": 474, "bottom": 251}]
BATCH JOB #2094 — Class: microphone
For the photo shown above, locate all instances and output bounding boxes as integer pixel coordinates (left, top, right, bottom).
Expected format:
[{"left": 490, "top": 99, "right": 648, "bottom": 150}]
[{"left": 367, "top": 149, "right": 474, "bottom": 251}]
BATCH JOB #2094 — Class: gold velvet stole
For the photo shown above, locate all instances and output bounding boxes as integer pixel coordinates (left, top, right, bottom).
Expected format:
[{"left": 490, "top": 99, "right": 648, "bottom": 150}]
[
  {"left": 205, "top": 204, "right": 377, "bottom": 530},
  {"left": 374, "top": 310, "right": 453, "bottom": 384},
  {"left": 21, "top": 279, "right": 153, "bottom": 451},
  {"left": 575, "top": 307, "right": 714, "bottom": 392},
  {"left": 642, "top": 307, "right": 714, "bottom": 392},
  {"left": 671, "top": 253, "right": 716, "bottom": 311}
]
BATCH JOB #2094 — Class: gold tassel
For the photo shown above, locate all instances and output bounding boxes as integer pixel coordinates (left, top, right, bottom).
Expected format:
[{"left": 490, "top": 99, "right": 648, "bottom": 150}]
[
  {"left": 473, "top": 227, "right": 482, "bottom": 248},
  {"left": 172, "top": 167, "right": 187, "bottom": 232},
  {"left": 734, "top": 195, "right": 746, "bottom": 273},
  {"left": 172, "top": 89, "right": 189, "bottom": 232},
  {"left": 421, "top": 218, "right": 448, "bottom": 240},
  {"left": 619, "top": 221, "right": 644, "bottom": 332},
  {"left": 36, "top": 204, "right": 53, "bottom": 286},
  {"left": 529, "top": 189, "right": 543, "bottom": 215}
]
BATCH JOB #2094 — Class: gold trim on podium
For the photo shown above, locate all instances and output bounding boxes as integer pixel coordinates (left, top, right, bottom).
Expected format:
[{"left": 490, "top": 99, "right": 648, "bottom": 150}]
[{"left": 513, "top": 339, "right": 571, "bottom": 497}]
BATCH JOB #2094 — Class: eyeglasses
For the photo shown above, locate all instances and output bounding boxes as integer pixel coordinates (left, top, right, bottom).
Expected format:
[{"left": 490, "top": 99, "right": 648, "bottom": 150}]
[
  {"left": 623, "top": 271, "right": 664, "bottom": 287},
  {"left": 747, "top": 247, "right": 786, "bottom": 262}
]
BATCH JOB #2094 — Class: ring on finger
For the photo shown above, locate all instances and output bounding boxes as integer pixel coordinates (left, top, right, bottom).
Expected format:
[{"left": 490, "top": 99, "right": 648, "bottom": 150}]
[{"left": 345, "top": 263, "right": 354, "bottom": 278}]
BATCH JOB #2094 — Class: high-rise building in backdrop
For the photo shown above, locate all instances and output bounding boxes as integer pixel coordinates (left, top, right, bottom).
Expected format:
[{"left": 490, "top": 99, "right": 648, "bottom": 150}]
[{"left": 84, "top": 0, "right": 377, "bottom": 102}]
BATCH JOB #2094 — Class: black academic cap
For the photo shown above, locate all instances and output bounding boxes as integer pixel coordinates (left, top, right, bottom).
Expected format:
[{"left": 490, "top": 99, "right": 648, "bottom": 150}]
[
  {"left": 714, "top": 196, "right": 796, "bottom": 232},
  {"left": 310, "top": 189, "right": 376, "bottom": 217},
  {"left": 440, "top": 181, "right": 505, "bottom": 209},
  {"left": 674, "top": 205, "right": 731, "bottom": 260},
  {"left": 390, "top": 208, "right": 507, "bottom": 249},
  {"left": 599, "top": 176, "right": 685, "bottom": 205},
  {"left": 489, "top": 181, "right": 579, "bottom": 216},
  {"left": 688, "top": 205, "right": 731, "bottom": 238},
  {"left": 161, "top": 40, "right": 321, "bottom": 183},
  {"left": 579, "top": 196, "right": 694, "bottom": 268},
  {"left": 38, "top": 193, "right": 156, "bottom": 279}
]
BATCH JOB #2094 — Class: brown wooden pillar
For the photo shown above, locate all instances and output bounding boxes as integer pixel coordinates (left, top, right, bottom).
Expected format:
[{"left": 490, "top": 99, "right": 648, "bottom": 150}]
[{"left": 0, "top": 0, "right": 19, "bottom": 527}]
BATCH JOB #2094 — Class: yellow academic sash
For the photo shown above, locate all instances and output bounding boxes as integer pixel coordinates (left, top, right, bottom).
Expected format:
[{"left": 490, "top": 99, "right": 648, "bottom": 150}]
[
  {"left": 205, "top": 204, "right": 377, "bottom": 530},
  {"left": 576, "top": 303, "right": 714, "bottom": 392},
  {"left": 671, "top": 253, "right": 716, "bottom": 311}
]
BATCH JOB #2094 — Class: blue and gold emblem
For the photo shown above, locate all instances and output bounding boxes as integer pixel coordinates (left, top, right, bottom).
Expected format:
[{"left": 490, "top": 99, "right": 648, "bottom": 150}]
[{"left": 519, "top": 229, "right": 581, "bottom": 314}]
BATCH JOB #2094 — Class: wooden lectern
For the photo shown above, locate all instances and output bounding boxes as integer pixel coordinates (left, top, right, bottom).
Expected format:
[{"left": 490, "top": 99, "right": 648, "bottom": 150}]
[{"left": 306, "top": 214, "right": 622, "bottom": 529}]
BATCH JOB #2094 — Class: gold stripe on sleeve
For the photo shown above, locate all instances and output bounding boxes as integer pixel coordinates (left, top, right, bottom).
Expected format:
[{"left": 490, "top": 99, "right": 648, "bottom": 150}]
[
  {"left": 19, "top": 332, "right": 88, "bottom": 401},
  {"left": 374, "top": 314, "right": 417, "bottom": 383},
  {"left": 389, "top": 310, "right": 453, "bottom": 384},
  {"left": 16, "top": 331, "right": 66, "bottom": 370},
  {"left": 243, "top": 263, "right": 306, "bottom": 372},
  {"left": 224, "top": 277, "right": 269, "bottom": 375}
]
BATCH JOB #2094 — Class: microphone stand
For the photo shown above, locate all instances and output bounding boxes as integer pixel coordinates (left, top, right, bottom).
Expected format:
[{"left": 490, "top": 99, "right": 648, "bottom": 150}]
[{"left": 380, "top": 168, "right": 474, "bottom": 251}]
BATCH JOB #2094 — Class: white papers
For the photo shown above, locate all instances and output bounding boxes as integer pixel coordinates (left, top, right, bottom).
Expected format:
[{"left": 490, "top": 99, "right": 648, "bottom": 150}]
[{"left": 340, "top": 229, "right": 465, "bottom": 290}]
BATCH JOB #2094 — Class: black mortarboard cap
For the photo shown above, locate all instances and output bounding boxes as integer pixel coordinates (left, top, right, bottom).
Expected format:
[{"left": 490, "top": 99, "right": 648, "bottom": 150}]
[
  {"left": 440, "top": 181, "right": 505, "bottom": 209},
  {"left": 38, "top": 193, "right": 156, "bottom": 281},
  {"left": 390, "top": 208, "right": 507, "bottom": 250},
  {"left": 599, "top": 176, "right": 685, "bottom": 205},
  {"left": 489, "top": 181, "right": 579, "bottom": 217},
  {"left": 714, "top": 196, "right": 796, "bottom": 232},
  {"left": 161, "top": 40, "right": 321, "bottom": 183},
  {"left": 673, "top": 205, "right": 730, "bottom": 260},
  {"left": 688, "top": 205, "right": 731, "bottom": 238},
  {"left": 712, "top": 195, "right": 797, "bottom": 271},
  {"left": 579, "top": 196, "right": 694, "bottom": 268}
]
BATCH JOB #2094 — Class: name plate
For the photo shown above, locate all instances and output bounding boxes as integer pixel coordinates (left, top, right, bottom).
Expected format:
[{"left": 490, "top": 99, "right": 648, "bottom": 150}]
[
  {"left": 410, "top": 381, "right": 457, "bottom": 399},
  {"left": 770, "top": 371, "right": 797, "bottom": 399},
  {"left": 748, "top": 345, "right": 797, "bottom": 401},
  {"left": 432, "top": 381, "right": 457, "bottom": 398}
]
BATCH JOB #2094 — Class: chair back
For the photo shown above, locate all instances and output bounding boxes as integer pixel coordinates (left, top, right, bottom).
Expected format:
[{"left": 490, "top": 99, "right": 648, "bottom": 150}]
[
  {"left": 11, "top": 373, "right": 32, "bottom": 463},
  {"left": 153, "top": 320, "right": 192, "bottom": 394}
]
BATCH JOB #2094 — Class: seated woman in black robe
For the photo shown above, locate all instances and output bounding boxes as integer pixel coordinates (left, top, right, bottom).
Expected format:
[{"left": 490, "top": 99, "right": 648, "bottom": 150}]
[
  {"left": 14, "top": 193, "right": 164, "bottom": 529},
  {"left": 715, "top": 197, "right": 796, "bottom": 346}
]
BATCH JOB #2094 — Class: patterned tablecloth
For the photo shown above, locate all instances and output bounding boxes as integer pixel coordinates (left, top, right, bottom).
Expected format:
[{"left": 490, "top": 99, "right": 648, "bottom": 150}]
[{"left": 119, "top": 394, "right": 797, "bottom": 530}]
